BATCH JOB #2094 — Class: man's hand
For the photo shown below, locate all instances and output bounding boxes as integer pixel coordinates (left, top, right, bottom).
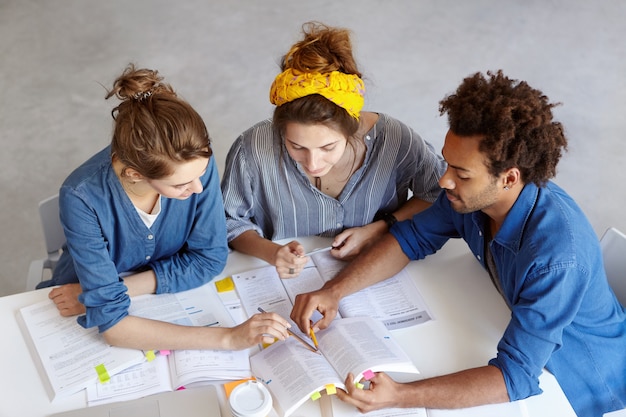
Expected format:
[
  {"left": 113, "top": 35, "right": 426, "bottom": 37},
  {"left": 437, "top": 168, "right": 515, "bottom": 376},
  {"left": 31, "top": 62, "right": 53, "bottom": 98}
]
[
  {"left": 48, "top": 283, "right": 85, "bottom": 316},
  {"left": 290, "top": 286, "right": 340, "bottom": 333},
  {"left": 331, "top": 222, "right": 386, "bottom": 261},
  {"left": 337, "top": 372, "right": 403, "bottom": 413}
]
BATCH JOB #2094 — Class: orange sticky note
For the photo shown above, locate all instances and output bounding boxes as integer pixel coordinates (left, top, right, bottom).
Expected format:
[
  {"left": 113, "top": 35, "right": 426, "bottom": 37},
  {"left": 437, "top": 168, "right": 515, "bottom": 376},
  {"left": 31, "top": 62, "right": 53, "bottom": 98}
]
[
  {"left": 311, "top": 391, "right": 322, "bottom": 401},
  {"left": 325, "top": 384, "right": 337, "bottom": 395},
  {"left": 224, "top": 377, "right": 256, "bottom": 398},
  {"left": 215, "top": 276, "right": 235, "bottom": 292}
]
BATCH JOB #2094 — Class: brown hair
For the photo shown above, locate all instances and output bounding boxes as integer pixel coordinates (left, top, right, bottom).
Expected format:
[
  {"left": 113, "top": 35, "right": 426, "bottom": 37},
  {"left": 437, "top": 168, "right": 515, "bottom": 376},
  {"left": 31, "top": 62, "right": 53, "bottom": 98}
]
[
  {"left": 439, "top": 70, "right": 567, "bottom": 186},
  {"left": 273, "top": 22, "right": 361, "bottom": 141},
  {"left": 106, "top": 64, "right": 212, "bottom": 179}
]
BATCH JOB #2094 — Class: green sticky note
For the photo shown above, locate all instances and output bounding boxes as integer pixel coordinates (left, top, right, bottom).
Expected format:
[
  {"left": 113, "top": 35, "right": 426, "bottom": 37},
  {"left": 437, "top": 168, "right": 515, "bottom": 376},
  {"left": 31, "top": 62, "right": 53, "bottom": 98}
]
[
  {"left": 95, "top": 364, "right": 110, "bottom": 383},
  {"left": 310, "top": 391, "right": 322, "bottom": 401}
]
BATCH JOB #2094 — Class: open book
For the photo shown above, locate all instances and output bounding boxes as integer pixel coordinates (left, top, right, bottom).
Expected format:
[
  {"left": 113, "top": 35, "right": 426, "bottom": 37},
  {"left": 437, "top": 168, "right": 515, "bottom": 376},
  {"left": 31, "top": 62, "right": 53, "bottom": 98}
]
[
  {"left": 233, "top": 250, "right": 433, "bottom": 332},
  {"left": 17, "top": 299, "right": 146, "bottom": 401},
  {"left": 85, "top": 283, "right": 251, "bottom": 405},
  {"left": 250, "top": 315, "right": 420, "bottom": 417},
  {"left": 17, "top": 282, "right": 248, "bottom": 403}
]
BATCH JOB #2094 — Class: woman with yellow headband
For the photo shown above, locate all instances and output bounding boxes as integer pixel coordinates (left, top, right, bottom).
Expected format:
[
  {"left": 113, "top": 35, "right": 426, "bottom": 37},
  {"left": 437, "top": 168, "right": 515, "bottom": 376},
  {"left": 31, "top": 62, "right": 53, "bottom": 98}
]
[{"left": 221, "top": 22, "right": 446, "bottom": 278}]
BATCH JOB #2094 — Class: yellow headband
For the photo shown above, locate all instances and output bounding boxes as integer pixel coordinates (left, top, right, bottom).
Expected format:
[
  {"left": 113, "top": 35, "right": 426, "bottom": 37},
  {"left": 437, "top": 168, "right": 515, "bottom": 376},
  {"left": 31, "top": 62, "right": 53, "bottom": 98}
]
[{"left": 269, "top": 68, "right": 365, "bottom": 119}]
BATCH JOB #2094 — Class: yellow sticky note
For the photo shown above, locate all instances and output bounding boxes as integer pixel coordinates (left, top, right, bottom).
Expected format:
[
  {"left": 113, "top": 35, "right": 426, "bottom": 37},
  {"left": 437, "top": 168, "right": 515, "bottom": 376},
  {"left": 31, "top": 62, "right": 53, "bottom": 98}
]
[
  {"left": 310, "top": 391, "right": 322, "bottom": 401},
  {"left": 325, "top": 384, "right": 337, "bottom": 395},
  {"left": 145, "top": 350, "right": 156, "bottom": 362},
  {"left": 355, "top": 382, "right": 364, "bottom": 390},
  {"left": 215, "top": 276, "right": 235, "bottom": 292},
  {"left": 95, "top": 364, "right": 110, "bottom": 383}
]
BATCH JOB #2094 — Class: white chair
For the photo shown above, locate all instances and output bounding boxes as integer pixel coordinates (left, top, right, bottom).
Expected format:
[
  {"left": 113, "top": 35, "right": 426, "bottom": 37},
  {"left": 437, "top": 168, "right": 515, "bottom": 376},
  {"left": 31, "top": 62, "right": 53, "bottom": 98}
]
[
  {"left": 25, "top": 195, "right": 65, "bottom": 291},
  {"left": 600, "top": 228, "right": 626, "bottom": 416},
  {"left": 600, "top": 227, "right": 626, "bottom": 306}
]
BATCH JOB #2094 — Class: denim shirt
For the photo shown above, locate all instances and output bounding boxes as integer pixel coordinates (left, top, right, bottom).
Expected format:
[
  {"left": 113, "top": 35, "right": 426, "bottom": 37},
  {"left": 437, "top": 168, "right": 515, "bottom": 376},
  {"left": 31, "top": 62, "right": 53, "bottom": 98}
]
[
  {"left": 44, "top": 146, "right": 228, "bottom": 333},
  {"left": 391, "top": 182, "right": 626, "bottom": 417}
]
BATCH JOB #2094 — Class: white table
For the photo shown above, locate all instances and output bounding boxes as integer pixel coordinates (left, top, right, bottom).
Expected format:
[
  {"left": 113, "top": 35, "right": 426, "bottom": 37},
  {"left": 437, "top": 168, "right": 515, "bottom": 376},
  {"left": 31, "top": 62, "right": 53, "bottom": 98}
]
[{"left": 0, "top": 237, "right": 576, "bottom": 417}]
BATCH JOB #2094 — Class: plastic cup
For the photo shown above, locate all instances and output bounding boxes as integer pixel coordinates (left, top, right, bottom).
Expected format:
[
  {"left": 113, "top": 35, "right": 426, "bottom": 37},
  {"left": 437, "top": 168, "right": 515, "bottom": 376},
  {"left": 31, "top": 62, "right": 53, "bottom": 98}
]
[{"left": 229, "top": 380, "right": 273, "bottom": 417}]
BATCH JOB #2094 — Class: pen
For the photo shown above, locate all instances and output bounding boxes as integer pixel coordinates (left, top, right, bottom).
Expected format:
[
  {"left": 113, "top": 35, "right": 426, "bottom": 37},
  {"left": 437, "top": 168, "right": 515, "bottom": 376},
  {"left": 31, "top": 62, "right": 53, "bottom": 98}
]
[
  {"left": 303, "top": 246, "right": 334, "bottom": 257},
  {"left": 257, "top": 307, "right": 319, "bottom": 353}
]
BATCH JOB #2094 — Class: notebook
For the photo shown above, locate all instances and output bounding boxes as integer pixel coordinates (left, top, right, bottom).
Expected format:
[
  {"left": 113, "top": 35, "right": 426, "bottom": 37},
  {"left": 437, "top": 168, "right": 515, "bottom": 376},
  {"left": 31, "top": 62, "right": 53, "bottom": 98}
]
[{"left": 49, "top": 385, "right": 221, "bottom": 417}]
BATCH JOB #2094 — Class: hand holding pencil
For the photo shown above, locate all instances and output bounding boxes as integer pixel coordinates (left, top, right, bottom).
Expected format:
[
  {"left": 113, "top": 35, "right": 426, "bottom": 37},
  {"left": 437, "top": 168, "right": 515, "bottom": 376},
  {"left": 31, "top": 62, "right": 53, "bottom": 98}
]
[{"left": 257, "top": 307, "right": 319, "bottom": 353}]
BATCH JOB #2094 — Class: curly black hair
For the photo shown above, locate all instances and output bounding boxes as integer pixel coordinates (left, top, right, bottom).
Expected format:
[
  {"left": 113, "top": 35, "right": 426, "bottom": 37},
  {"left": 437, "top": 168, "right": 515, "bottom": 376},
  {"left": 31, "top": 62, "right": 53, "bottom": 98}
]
[{"left": 439, "top": 70, "right": 567, "bottom": 186}]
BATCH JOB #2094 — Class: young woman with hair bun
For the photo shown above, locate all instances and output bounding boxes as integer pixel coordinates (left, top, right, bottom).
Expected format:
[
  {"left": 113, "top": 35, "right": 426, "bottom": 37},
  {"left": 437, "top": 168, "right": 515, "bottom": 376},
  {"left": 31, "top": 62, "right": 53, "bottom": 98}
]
[{"left": 40, "top": 64, "right": 291, "bottom": 351}]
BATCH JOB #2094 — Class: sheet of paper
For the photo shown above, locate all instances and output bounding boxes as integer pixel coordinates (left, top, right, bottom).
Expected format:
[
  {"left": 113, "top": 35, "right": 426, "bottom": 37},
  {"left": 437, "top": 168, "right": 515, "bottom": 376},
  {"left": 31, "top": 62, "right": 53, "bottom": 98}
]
[
  {"left": 18, "top": 299, "right": 145, "bottom": 399},
  {"left": 317, "top": 317, "right": 419, "bottom": 381},
  {"left": 312, "top": 252, "right": 434, "bottom": 330},
  {"left": 232, "top": 265, "right": 312, "bottom": 341},
  {"left": 128, "top": 282, "right": 234, "bottom": 327}
]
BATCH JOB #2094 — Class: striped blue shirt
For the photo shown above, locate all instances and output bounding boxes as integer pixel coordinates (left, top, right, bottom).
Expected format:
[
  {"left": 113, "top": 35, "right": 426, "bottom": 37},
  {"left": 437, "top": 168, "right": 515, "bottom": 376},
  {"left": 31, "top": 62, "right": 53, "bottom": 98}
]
[{"left": 221, "top": 113, "right": 446, "bottom": 242}]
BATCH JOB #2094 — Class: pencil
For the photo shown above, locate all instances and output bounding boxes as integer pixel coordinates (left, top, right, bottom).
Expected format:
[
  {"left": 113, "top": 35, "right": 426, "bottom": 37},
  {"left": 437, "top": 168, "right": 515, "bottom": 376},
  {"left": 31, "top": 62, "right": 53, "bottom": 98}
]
[
  {"left": 257, "top": 307, "right": 319, "bottom": 353},
  {"left": 309, "top": 327, "right": 319, "bottom": 350}
]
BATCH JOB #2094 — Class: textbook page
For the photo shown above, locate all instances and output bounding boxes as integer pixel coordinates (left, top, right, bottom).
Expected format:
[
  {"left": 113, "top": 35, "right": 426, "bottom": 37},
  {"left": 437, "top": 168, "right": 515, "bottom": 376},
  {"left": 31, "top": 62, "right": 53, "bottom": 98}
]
[
  {"left": 233, "top": 255, "right": 433, "bottom": 331},
  {"left": 250, "top": 316, "right": 419, "bottom": 417},
  {"left": 17, "top": 299, "right": 145, "bottom": 401},
  {"left": 310, "top": 252, "right": 434, "bottom": 330},
  {"left": 86, "top": 283, "right": 250, "bottom": 405},
  {"left": 232, "top": 264, "right": 318, "bottom": 342}
]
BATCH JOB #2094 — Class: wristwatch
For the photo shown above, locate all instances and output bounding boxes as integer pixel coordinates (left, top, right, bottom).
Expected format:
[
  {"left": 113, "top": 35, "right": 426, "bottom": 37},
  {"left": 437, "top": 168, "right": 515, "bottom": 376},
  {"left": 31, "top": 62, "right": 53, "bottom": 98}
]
[{"left": 373, "top": 212, "right": 398, "bottom": 230}]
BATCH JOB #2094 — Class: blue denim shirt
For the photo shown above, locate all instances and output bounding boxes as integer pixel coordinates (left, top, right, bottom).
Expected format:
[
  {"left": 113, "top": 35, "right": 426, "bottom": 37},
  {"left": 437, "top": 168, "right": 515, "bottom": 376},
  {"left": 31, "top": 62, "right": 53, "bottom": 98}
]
[
  {"left": 391, "top": 182, "right": 626, "bottom": 417},
  {"left": 41, "top": 146, "right": 228, "bottom": 333}
]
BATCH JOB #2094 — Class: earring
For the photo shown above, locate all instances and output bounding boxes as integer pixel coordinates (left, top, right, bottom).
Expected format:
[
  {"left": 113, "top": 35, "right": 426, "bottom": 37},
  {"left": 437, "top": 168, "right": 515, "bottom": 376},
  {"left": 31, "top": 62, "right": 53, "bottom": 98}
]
[{"left": 504, "top": 186, "right": 510, "bottom": 190}]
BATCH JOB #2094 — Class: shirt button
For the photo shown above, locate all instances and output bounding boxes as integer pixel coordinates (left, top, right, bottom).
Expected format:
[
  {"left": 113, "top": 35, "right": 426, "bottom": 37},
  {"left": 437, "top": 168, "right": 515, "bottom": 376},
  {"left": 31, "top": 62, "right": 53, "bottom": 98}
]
[
  {"left": 479, "top": 231, "right": 483, "bottom": 237},
  {"left": 337, "top": 223, "right": 342, "bottom": 228},
  {"left": 365, "top": 135, "right": 371, "bottom": 141},
  {"left": 147, "top": 234, "right": 154, "bottom": 240},
  {"left": 145, "top": 256, "right": 151, "bottom": 260},
  {"left": 476, "top": 255, "right": 481, "bottom": 261}
]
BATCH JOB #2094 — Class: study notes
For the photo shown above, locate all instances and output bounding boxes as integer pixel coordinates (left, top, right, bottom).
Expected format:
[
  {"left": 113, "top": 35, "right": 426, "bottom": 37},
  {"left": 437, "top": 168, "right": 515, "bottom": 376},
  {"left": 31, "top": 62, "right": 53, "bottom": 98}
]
[
  {"left": 17, "top": 281, "right": 249, "bottom": 403},
  {"left": 233, "top": 250, "right": 433, "bottom": 333},
  {"left": 17, "top": 299, "right": 145, "bottom": 401},
  {"left": 250, "top": 316, "right": 420, "bottom": 417},
  {"left": 86, "top": 283, "right": 250, "bottom": 405}
]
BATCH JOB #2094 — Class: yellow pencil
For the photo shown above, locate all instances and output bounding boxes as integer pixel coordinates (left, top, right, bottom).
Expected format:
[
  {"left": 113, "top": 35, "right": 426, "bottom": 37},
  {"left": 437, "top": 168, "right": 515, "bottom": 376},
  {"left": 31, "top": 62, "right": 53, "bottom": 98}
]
[{"left": 309, "top": 327, "right": 319, "bottom": 350}]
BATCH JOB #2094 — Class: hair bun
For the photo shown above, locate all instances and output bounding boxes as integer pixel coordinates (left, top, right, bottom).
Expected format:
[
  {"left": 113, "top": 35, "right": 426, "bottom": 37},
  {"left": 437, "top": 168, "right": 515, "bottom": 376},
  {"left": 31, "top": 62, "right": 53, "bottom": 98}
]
[{"left": 106, "top": 64, "right": 174, "bottom": 102}]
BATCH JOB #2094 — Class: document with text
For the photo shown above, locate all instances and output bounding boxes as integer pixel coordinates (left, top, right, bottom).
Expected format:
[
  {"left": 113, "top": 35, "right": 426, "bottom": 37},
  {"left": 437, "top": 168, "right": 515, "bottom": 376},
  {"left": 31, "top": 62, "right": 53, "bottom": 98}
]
[
  {"left": 85, "top": 283, "right": 251, "bottom": 405},
  {"left": 250, "top": 316, "right": 420, "bottom": 417},
  {"left": 233, "top": 250, "right": 433, "bottom": 333}
]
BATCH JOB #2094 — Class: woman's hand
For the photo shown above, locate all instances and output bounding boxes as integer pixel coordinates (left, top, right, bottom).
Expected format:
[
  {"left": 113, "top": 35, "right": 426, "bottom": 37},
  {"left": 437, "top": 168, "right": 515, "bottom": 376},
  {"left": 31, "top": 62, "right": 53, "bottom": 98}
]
[
  {"left": 226, "top": 311, "right": 291, "bottom": 350},
  {"left": 273, "top": 240, "right": 309, "bottom": 278},
  {"left": 48, "top": 283, "right": 86, "bottom": 316}
]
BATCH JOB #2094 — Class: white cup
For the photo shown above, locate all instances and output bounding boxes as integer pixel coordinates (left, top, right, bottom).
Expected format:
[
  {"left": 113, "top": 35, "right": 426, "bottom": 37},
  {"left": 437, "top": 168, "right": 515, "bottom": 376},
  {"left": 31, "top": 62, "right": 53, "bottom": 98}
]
[{"left": 229, "top": 380, "right": 273, "bottom": 417}]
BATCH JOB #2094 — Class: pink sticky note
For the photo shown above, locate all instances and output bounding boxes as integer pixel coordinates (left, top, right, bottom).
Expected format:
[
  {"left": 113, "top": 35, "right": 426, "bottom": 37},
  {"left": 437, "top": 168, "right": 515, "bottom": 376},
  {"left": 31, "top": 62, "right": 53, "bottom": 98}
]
[
  {"left": 363, "top": 369, "right": 375, "bottom": 380},
  {"left": 160, "top": 350, "right": 171, "bottom": 356}
]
